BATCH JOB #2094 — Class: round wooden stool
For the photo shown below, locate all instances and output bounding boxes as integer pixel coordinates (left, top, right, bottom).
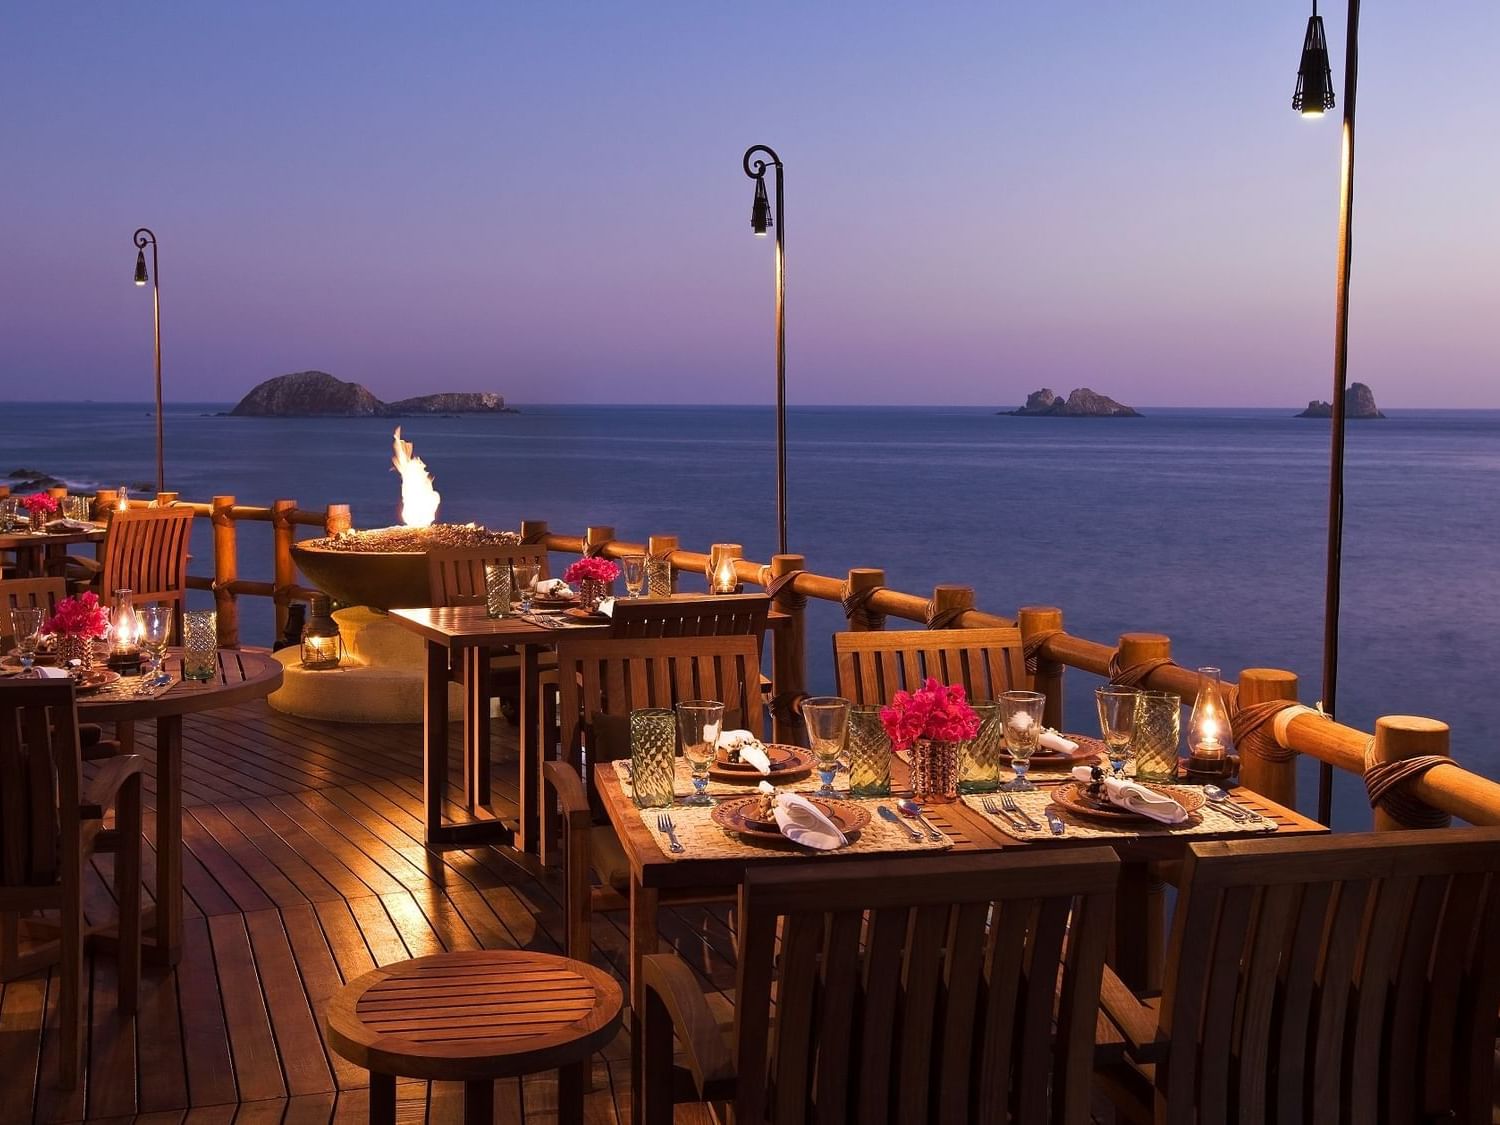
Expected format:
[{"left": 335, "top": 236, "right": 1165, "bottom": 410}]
[{"left": 326, "top": 949, "right": 623, "bottom": 1125}]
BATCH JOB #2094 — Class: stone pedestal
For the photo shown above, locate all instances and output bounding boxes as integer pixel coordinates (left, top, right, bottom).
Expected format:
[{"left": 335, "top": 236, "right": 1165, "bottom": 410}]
[{"left": 269, "top": 607, "right": 462, "bottom": 723}]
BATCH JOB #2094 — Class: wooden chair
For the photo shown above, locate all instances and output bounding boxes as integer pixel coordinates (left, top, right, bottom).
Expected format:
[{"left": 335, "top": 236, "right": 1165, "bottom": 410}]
[
  {"left": 641, "top": 848, "right": 1119, "bottom": 1125},
  {"left": 425, "top": 543, "right": 550, "bottom": 608},
  {"left": 1095, "top": 828, "right": 1500, "bottom": 1124},
  {"left": 66, "top": 508, "right": 195, "bottom": 634},
  {"left": 608, "top": 593, "right": 770, "bottom": 641},
  {"left": 0, "top": 680, "right": 144, "bottom": 1088},
  {"left": 542, "top": 635, "right": 763, "bottom": 960},
  {"left": 833, "top": 626, "right": 1028, "bottom": 704}
]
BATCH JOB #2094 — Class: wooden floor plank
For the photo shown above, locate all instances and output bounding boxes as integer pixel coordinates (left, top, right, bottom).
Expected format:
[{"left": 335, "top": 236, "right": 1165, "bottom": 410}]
[
  {"left": 243, "top": 909, "right": 335, "bottom": 1099},
  {"left": 208, "top": 913, "right": 287, "bottom": 1104}
]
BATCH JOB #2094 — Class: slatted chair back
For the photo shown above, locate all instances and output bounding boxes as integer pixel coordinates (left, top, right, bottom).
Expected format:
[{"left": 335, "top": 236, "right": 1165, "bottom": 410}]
[
  {"left": 833, "top": 626, "right": 1028, "bottom": 705},
  {"left": 730, "top": 849, "right": 1117, "bottom": 1125},
  {"left": 608, "top": 593, "right": 770, "bottom": 641},
  {"left": 1155, "top": 828, "right": 1500, "bottom": 1125},
  {"left": 0, "top": 680, "right": 82, "bottom": 890},
  {"left": 99, "top": 507, "right": 195, "bottom": 614},
  {"left": 425, "top": 544, "right": 550, "bottom": 608}
]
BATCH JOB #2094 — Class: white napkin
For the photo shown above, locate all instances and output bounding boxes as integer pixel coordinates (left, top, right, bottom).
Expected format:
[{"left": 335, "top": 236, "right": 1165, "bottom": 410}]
[
  {"left": 596, "top": 597, "right": 615, "bottom": 618},
  {"left": 45, "top": 518, "right": 92, "bottom": 532},
  {"left": 535, "top": 578, "right": 573, "bottom": 597},
  {"left": 773, "top": 791, "right": 847, "bottom": 850},
  {"left": 1071, "top": 767, "right": 1186, "bottom": 824},
  {"left": 35, "top": 666, "right": 70, "bottom": 679},
  {"left": 1040, "top": 729, "right": 1079, "bottom": 753},
  {"left": 718, "top": 729, "right": 770, "bottom": 773}
]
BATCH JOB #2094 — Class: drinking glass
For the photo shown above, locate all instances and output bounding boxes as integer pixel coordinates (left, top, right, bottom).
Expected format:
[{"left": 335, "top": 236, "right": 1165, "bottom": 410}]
[
  {"left": 999, "top": 690, "right": 1046, "bottom": 791},
  {"left": 803, "top": 696, "right": 851, "bottom": 799},
  {"left": 621, "top": 554, "right": 647, "bottom": 599},
  {"left": 847, "top": 705, "right": 892, "bottom": 797},
  {"left": 483, "top": 562, "right": 512, "bottom": 618},
  {"left": 512, "top": 560, "right": 540, "bottom": 612},
  {"left": 630, "top": 708, "right": 677, "bottom": 809},
  {"left": 1133, "top": 690, "right": 1181, "bottom": 782},
  {"left": 675, "top": 700, "right": 724, "bottom": 807},
  {"left": 646, "top": 554, "right": 672, "bottom": 596},
  {"left": 957, "top": 701, "right": 1003, "bottom": 794},
  {"left": 139, "top": 605, "right": 173, "bottom": 676},
  {"left": 182, "top": 610, "right": 218, "bottom": 682},
  {"left": 1096, "top": 686, "right": 1140, "bottom": 777},
  {"left": 9, "top": 606, "right": 46, "bottom": 677}
]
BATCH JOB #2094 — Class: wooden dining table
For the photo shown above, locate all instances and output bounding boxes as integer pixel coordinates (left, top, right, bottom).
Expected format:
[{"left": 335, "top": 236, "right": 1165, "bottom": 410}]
[{"left": 0, "top": 524, "right": 106, "bottom": 578}]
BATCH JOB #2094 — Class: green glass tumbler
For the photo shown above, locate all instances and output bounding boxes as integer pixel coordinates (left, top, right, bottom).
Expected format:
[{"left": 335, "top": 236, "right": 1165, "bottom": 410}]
[
  {"left": 1133, "top": 690, "right": 1181, "bottom": 781},
  {"left": 630, "top": 708, "right": 677, "bottom": 809},
  {"left": 958, "top": 702, "right": 1003, "bottom": 794},
  {"left": 847, "top": 705, "right": 892, "bottom": 798},
  {"left": 182, "top": 610, "right": 218, "bottom": 682},
  {"left": 483, "top": 562, "right": 512, "bottom": 618}
]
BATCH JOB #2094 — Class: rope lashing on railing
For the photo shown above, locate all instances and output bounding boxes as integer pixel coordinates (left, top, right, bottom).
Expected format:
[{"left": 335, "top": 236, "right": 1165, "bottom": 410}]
[
  {"left": 771, "top": 690, "right": 808, "bottom": 727},
  {"left": 520, "top": 527, "right": 549, "bottom": 545},
  {"left": 765, "top": 569, "right": 809, "bottom": 612},
  {"left": 1022, "top": 629, "right": 1063, "bottom": 676},
  {"left": 1231, "top": 699, "right": 1305, "bottom": 763},
  {"left": 582, "top": 539, "right": 609, "bottom": 558},
  {"left": 841, "top": 583, "right": 887, "bottom": 630},
  {"left": 925, "top": 601, "right": 966, "bottom": 631},
  {"left": 1363, "top": 740, "right": 1451, "bottom": 829},
  {"left": 1107, "top": 653, "right": 1178, "bottom": 688}
]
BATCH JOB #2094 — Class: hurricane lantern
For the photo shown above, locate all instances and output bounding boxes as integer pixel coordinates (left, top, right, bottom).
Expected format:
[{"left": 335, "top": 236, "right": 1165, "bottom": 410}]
[
  {"left": 1187, "top": 666, "right": 1233, "bottom": 765},
  {"left": 1293, "top": 3, "right": 1335, "bottom": 117},
  {"left": 301, "top": 594, "right": 344, "bottom": 670},
  {"left": 750, "top": 175, "right": 771, "bottom": 236},
  {"left": 107, "top": 588, "right": 144, "bottom": 673}
]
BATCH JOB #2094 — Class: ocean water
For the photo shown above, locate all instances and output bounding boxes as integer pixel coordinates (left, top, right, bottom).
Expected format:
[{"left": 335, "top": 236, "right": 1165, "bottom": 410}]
[{"left": 6, "top": 400, "right": 1498, "bottom": 828}]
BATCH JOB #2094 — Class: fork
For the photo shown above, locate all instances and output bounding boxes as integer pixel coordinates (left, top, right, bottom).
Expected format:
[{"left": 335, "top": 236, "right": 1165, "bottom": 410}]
[
  {"left": 657, "top": 813, "right": 685, "bottom": 853},
  {"left": 982, "top": 796, "right": 1029, "bottom": 831},
  {"left": 1001, "top": 794, "right": 1043, "bottom": 830}
]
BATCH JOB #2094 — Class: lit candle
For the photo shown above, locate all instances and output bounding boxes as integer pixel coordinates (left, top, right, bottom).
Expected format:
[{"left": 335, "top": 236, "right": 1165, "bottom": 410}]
[
  {"left": 1194, "top": 715, "right": 1224, "bottom": 760},
  {"left": 714, "top": 557, "right": 738, "bottom": 594}
]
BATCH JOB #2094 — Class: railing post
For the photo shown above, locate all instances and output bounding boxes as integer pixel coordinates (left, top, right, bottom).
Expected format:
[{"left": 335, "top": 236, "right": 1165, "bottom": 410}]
[
  {"left": 1018, "top": 606, "right": 1065, "bottom": 728},
  {"left": 647, "top": 535, "right": 679, "bottom": 594},
  {"left": 769, "top": 553, "right": 807, "bottom": 745},
  {"left": 211, "top": 495, "right": 240, "bottom": 648},
  {"left": 324, "top": 503, "right": 352, "bottom": 537},
  {"left": 272, "top": 499, "right": 297, "bottom": 642},
  {"left": 155, "top": 491, "right": 179, "bottom": 507},
  {"left": 48, "top": 486, "right": 68, "bottom": 502},
  {"left": 1370, "top": 716, "right": 1451, "bottom": 831},
  {"left": 584, "top": 525, "right": 615, "bottom": 557},
  {"left": 1236, "top": 668, "right": 1299, "bottom": 808},
  {"left": 844, "top": 568, "right": 885, "bottom": 632},
  {"left": 520, "top": 520, "right": 550, "bottom": 542},
  {"left": 94, "top": 489, "right": 117, "bottom": 520},
  {"left": 929, "top": 584, "right": 974, "bottom": 624},
  {"left": 1116, "top": 632, "right": 1171, "bottom": 679}
]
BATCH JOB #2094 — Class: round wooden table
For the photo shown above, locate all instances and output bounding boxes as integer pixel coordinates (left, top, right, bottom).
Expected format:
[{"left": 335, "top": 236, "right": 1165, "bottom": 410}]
[
  {"left": 326, "top": 950, "right": 623, "bottom": 1125},
  {"left": 0, "top": 525, "right": 106, "bottom": 577}
]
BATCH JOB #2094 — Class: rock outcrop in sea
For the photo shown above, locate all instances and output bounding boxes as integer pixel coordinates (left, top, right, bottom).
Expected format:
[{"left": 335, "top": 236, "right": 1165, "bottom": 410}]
[
  {"left": 229, "top": 371, "right": 515, "bottom": 417},
  {"left": 1002, "top": 387, "right": 1141, "bottom": 417},
  {"left": 1297, "top": 382, "right": 1385, "bottom": 419}
]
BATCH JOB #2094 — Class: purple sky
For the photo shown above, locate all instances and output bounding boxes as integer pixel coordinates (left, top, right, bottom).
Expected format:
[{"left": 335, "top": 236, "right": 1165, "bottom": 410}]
[{"left": 5, "top": 3, "right": 1498, "bottom": 407}]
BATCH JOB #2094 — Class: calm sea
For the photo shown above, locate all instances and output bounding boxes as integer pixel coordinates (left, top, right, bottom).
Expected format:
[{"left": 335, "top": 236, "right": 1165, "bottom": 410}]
[{"left": 6, "top": 401, "right": 1498, "bottom": 828}]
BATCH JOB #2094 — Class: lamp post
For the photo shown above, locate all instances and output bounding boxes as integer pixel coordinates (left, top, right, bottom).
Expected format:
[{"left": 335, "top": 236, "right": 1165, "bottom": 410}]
[
  {"left": 132, "top": 227, "right": 164, "bottom": 494},
  {"left": 1296, "top": 0, "right": 1360, "bottom": 824},
  {"left": 742, "top": 145, "right": 787, "bottom": 556}
]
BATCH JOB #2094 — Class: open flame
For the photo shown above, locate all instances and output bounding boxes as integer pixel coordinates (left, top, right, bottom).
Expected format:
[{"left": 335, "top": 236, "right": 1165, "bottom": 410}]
[{"left": 391, "top": 427, "right": 441, "bottom": 528}]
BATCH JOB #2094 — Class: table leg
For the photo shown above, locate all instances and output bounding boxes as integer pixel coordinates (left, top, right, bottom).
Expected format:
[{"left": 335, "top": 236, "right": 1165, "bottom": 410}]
[
  {"left": 370, "top": 1071, "right": 396, "bottom": 1125},
  {"left": 424, "top": 640, "right": 451, "bottom": 845},
  {"left": 517, "top": 643, "right": 540, "bottom": 855},
  {"left": 463, "top": 1079, "right": 493, "bottom": 1125},
  {"left": 461, "top": 647, "right": 490, "bottom": 813},
  {"left": 558, "top": 1059, "right": 586, "bottom": 1124},
  {"left": 152, "top": 714, "right": 183, "bottom": 964},
  {"left": 629, "top": 876, "right": 660, "bottom": 1124},
  {"left": 1112, "top": 861, "right": 1165, "bottom": 992}
]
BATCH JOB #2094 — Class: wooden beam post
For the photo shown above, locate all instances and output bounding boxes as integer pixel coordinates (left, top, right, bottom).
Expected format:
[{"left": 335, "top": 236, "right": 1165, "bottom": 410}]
[
  {"left": 520, "top": 519, "right": 550, "bottom": 543},
  {"left": 1236, "top": 668, "right": 1299, "bottom": 808},
  {"left": 1370, "top": 715, "right": 1451, "bottom": 831},
  {"left": 211, "top": 495, "right": 239, "bottom": 648},
  {"left": 155, "top": 491, "right": 179, "bottom": 507},
  {"left": 324, "top": 504, "right": 352, "bottom": 537},
  {"left": 769, "top": 553, "right": 807, "bottom": 745},
  {"left": 584, "top": 525, "right": 615, "bottom": 557},
  {"left": 94, "top": 490, "right": 117, "bottom": 521},
  {"left": 844, "top": 568, "right": 885, "bottom": 632},
  {"left": 1018, "top": 606, "right": 1065, "bottom": 729},
  {"left": 1116, "top": 632, "right": 1171, "bottom": 679},
  {"left": 929, "top": 584, "right": 974, "bottom": 624},
  {"left": 271, "top": 499, "right": 297, "bottom": 642}
]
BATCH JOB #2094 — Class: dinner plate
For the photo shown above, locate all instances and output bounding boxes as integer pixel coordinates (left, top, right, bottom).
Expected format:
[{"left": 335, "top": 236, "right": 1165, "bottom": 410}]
[
  {"left": 1001, "top": 732, "right": 1104, "bottom": 766},
  {"left": 1050, "top": 780, "right": 1205, "bottom": 824},
  {"left": 711, "top": 795, "right": 870, "bottom": 841},
  {"left": 532, "top": 595, "right": 577, "bottom": 609},
  {"left": 708, "top": 744, "right": 814, "bottom": 783},
  {"left": 74, "top": 669, "right": 122, "bottom": 693}
]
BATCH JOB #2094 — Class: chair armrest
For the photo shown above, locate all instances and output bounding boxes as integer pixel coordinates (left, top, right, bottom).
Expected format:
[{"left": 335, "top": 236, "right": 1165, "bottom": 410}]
[
  {"left": 542, "top": 760, "right": 591, "bottom": 829},
  {"left": 80, "top": 754, "right": 146, "bottom": 820},
  {"left": 641, "top": 952, "right": 736, "bottom": 1090},
  {"left": 1098, "top": 965, "right": 1164, "bottom": 1064}
]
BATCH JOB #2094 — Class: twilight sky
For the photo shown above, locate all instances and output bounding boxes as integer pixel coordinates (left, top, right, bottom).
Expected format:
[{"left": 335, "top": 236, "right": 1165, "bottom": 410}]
[{"left": 4, "top": 2, "right": 1498, "bottom": 407}]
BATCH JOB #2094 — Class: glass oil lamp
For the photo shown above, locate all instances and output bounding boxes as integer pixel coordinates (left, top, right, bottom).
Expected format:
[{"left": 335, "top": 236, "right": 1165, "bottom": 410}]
[
  {"left": 300, "top": 593, "right": 344, "bottom": 670},
  {"left": 1188, "top": 666, "right": 1232, "bottom": 769},
  {"left": 707, "top": 543, "right": 742, "bottom": 595},
  {"left": 107, "top": 588, "right": 144, "bottom": 673},
  {"left": 116, "top": 484, "right": 130, "bottom": 512}
]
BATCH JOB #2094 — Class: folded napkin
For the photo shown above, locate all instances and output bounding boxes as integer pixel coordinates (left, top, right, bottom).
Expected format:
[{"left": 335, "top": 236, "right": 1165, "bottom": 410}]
[
  {"left": 719, "top": 729, "right": 770, "bottom": 773},
  {"left": 1071, "top": 766, "right": 1187, "bottom": 824},
  {"left": 772, "top": 790, "right": 847, "bottom": 850},
  {"left": 35, "top": 666, "right": 70, "bottom": 680},
  {"left": 45, "top": 518, "right": 93, "bottom": 532},
  {"left": 535, "top": 578, "right": 573, "bottom": 597},
  {"left": 1040, "top": 728, "right": 1080, "bottom": 754},
  {"left": 596, "top": 597, "right": 615, "bottom": 618}
]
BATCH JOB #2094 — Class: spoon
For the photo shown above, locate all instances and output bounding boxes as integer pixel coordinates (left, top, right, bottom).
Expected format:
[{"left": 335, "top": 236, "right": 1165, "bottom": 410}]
[
  {"left": 896, "top": 799, "right": 943, "bottom": 841},
  {"left": 1203, "top": 784, "right": 1252, "bottom": 821}
]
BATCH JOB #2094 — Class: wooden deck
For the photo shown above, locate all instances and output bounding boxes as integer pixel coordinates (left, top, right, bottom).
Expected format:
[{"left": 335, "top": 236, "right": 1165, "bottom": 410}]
[{"left": 1, "top": 700, "right": 732, "bottom": 1123}]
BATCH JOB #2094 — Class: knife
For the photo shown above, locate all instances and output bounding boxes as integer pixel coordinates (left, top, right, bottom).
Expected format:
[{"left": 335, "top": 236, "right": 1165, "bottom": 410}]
[
  {"left": 1044, "top": 809, "right": 1066, "bottom": 836},
  {"left": 879, "top": 805, "right": 923, "bottom": 842}
]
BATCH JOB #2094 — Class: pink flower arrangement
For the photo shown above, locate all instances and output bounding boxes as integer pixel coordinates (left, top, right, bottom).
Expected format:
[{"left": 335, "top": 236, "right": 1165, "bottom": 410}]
[
  {"left": 880, "top": 677, "right": 982, "bottom": 751},
  {"left": 563, "top": 557, "right": 620, "bottom": 585},
  {"left": 45, "top": 592, "right": 110, "bottom": 639},
  {"left": 20, "top": 492, "right": 60, "bottom": 515}
]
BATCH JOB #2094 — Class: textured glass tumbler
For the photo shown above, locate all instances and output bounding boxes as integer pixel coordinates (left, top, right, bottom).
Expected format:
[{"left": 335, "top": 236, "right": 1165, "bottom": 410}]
[
  {"left": 483, "top": 563, "right": 512, "bottom": 618},
  {"left": 182, "top": 610, "right": 218, "bottom": 681},
  {"left": 630, "top": 708, "right": 677, "bottom": 809},
  {"left": 1133, "top": 690, "right": 1181, "bottom": 781},
  {"left": 847, "top": 706, "right": 892, "bottom": 798},
  {"left": 646, "top": 554, "right": 673, "bottom": 597},
  {"left": 958, "top": 702, "right": 1003, "bottom": 794}
]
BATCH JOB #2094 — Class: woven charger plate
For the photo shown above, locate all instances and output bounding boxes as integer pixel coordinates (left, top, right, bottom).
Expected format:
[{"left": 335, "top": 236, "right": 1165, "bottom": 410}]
[
  {"left": 532, "top": 595, "right": 577, "bottom": 609},
  {"left": 712, "top": 795, "right": 871, "bottom": 841},
  {"left": 75, "top": 669, "right": 122, "bottom": 692},
  {"left": 709, "top": 743, "right": 813, "bottom": 783},
  {"left": 1000, "top": 732, "right": 1104, "bottom": 766},
  {"left": 1051, "top": 781, "right": 1205, "bottom": 824}
]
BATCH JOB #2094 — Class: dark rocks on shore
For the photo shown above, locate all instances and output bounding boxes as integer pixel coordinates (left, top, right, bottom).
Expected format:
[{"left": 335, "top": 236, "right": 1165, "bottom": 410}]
[
  {"left": 227, "top": 371, "right": 518, "bottom": 417},
  {"left": 1297, "top": 382, "right": 1385, "bottom": 419},
  {"left": 1002, "top": 387, "right": 1141, "bottom": 417}
]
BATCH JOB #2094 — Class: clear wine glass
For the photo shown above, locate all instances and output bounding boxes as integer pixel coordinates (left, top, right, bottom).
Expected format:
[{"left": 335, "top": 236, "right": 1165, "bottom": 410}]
[
  {"left": 675, "top": 699, "right": 724, "bottom": 807},
  {"left": 621, "top": 554, "right": 646, "bottom": 599},
  {"left": 139, "top": 605, "right": 173, "bottom": 677},
  {"left": 998, "top": 690, "right": 1045, "bottom": 791},
  {"left": 1096, "top": 686, "right": 1140, "bottom": 777},
  {"left": 802, "top": 696, "right": 851, "bottom": 799},
  {"left": 9, "top": 606, "right": 45, "bottom": 677},
  {"left": 512, "top": 560, "right": 540, "bottom": 612}
]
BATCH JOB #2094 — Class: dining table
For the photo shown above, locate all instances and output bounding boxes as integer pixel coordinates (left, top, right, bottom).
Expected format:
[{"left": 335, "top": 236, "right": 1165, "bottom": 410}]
[{"left": 0, "top": 523, "right": 107, "bottom": 578}]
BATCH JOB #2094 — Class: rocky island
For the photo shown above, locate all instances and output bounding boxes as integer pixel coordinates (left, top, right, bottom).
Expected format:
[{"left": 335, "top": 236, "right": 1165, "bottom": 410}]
[
  {"left": 228, "top": 371, "right": 517, "bottom": 417},
  {"left": 1297, "top": 382, "right": 1385, "bottom": 419},
  {"left": 1002, "top": 387, "right": 1141, "bottom": 417}
]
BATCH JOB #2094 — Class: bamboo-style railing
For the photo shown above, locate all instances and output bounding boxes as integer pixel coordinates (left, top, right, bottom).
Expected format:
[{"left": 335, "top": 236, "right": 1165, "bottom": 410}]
[{"left": 55, "top": 490, "right": 1495, "bottom": 831}]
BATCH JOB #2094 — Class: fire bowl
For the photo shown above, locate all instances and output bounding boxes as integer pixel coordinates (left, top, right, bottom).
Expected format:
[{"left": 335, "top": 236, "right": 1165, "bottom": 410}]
[{"left": 291, "top": 525, "right": 521, "bottom": 610}]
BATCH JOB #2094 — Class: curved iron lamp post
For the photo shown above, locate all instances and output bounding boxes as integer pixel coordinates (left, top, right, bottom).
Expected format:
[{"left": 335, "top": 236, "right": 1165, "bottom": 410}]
[
  {"left": 1297, "top": 1, "right": 1360, "bottom": 824},
  {"left": 133, "top": 227, "right": 164, "bottom": 494},
  {"left": 742, "top": 145, "right": 787, "bottom": 555}
]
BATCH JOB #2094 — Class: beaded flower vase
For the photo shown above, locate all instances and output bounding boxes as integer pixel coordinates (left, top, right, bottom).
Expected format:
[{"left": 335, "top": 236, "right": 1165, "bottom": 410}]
[
  {"left": 911, "top": 738, "right": 960, "bottom": 804},
  {"left": 55, "top": 635, "right": 95, "bottom": 672},
  {"left": 580, "top": 578, "right": 610, "bottom": 612},
  {"left": 29, "top": 509, "right": 46, "bottom": 532}
]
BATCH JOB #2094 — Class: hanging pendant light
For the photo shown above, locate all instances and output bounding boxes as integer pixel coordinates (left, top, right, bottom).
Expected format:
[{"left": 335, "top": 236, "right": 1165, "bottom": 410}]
[
  {"left": 134, "top": 248, "right": 149, "bottom": 285},
  {"left": 1293, "top": 1, "right": 1336, "bottom": 117},
  {"left": 750, "top": 174, "right": 772, "bottom": 236}
]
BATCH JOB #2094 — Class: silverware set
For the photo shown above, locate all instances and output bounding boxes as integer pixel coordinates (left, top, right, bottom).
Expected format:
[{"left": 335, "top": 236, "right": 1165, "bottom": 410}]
[
  {"left": 983, "top": 795, "right": 1055, "bottom": 834},
  {"left": 878, "top": 805, "right": 923, "bottom": 841},
  {"left": 656, "top": 812, "right": 684, "bottom": 852},
  {"left": 1202, "top": 784, "right": 1265, "bottom": 824}
]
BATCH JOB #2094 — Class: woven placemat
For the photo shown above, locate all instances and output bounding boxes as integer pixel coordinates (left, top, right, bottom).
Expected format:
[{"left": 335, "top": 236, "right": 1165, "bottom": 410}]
[
  {"left": 961, "top": 787, "right": 1278, "bottom": 842},
  {"left": 632, "top": 797, "right": 953, "bottom": 861},
  {"left": 79, "top": 671, "right": 181, "bottom": 703},
  {"left": 611, "top": 758, "right": 832, "bottom": 800}
]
